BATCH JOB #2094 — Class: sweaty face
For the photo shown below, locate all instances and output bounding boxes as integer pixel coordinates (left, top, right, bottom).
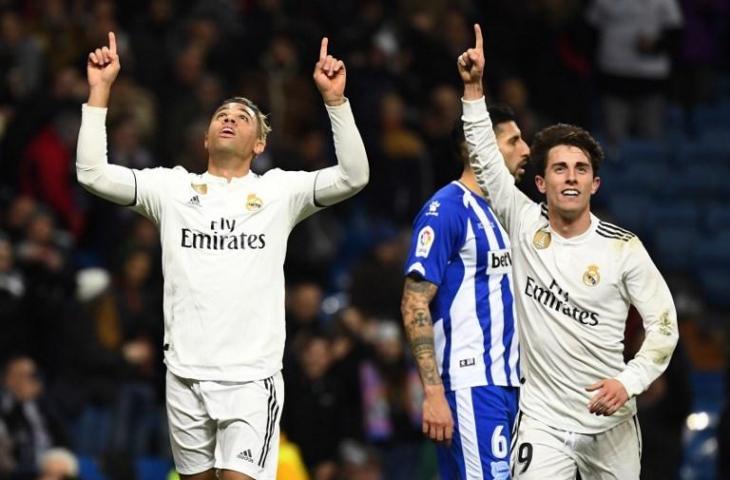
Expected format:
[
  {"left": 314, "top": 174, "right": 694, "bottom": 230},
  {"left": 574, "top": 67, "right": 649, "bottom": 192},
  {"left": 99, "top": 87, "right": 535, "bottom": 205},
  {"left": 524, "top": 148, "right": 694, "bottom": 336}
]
[
  {"left": 535, "top": 145, "right": 600, "bottom": 220},
  {"left": 205, "top": 103, "right": 265, "bottom": 159},
  {"left": 495, "top": 121, "right": 530, "bottom": 182}
]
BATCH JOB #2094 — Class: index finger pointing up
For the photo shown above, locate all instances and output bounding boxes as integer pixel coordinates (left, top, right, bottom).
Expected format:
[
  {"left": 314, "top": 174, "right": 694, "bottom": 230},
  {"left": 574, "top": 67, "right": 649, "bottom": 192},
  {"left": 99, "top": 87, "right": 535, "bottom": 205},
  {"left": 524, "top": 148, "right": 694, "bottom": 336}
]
[
  {"left": 474, "top": 23, "right": 483, "bottom": 50},
  {"left": 109, "top": 31, "right": 117, "bottom": 54},
  {"left": 319, "top": 37, "right": 328, "bottom": 61}
]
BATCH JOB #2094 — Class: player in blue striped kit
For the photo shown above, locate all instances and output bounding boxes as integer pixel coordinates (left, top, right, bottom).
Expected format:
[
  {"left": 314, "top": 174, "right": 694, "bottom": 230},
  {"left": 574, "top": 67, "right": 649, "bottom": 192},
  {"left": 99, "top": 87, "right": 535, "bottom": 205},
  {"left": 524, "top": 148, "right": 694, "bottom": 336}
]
[{"left": 401, "top": 108, "right": 529, "bottom": 479}]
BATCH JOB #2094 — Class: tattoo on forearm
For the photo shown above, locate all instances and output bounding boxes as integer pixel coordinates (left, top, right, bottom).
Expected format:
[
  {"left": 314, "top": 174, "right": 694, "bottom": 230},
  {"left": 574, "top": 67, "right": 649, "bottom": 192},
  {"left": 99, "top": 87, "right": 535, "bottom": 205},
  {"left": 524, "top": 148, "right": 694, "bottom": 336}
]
[{"left": 401, "top": 278, "right": 441, "bottom": 385}]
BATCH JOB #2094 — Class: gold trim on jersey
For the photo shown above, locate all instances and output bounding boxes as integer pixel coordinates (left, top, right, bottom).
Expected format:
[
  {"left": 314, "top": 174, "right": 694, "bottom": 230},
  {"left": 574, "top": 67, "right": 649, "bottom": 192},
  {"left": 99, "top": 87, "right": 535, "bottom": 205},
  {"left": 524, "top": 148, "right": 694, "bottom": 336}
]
[{"left": 191, "top": 183, "right": 208, "bottom": 195}]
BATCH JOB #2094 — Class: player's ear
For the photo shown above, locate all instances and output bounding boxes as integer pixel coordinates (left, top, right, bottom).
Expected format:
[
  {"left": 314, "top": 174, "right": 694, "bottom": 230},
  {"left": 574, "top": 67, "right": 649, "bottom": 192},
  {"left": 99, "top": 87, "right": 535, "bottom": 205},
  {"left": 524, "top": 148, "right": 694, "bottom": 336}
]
[
  {"left": 591, "top": 176, "right": 601, "bottom": 195},
  {"left": 204, "top": 132, "right": 208, "bottom": 151},
  {"left": 253, "top": 138, "right": 266, "bottom": 155},
  {"left": 535, "top": 174, "right": 546, "bottom": 194}
]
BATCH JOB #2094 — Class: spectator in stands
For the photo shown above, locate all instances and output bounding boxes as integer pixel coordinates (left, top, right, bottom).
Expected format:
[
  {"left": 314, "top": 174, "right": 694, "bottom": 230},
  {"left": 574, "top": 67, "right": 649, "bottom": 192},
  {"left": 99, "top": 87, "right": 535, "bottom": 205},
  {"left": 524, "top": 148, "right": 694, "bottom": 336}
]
[
  {"left": 0, "top": 356, "right": 68, "bottom": 476},
  {"left": 587, "top": 0, "right": 683, "bottom": 143}
]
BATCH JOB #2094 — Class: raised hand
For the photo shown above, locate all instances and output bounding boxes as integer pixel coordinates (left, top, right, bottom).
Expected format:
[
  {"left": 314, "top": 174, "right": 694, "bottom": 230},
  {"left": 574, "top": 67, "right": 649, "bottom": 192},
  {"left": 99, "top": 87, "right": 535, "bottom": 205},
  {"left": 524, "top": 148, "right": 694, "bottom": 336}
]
[
  {"left": 87, "top": 32, "right": 120, "bottom": 107},
  {"left": 457, "top": 24, "right": 485, "bottom": 92},
  {"left": 313, "top": 38, "right": 346, "bottom": 106}
]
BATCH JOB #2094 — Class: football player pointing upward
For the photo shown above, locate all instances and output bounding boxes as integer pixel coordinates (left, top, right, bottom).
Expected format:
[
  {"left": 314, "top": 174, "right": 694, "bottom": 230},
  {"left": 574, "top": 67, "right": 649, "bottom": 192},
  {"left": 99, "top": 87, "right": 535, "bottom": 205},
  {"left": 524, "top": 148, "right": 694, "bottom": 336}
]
[
  {"left": 78, "top": 33, "right": 368, "bottom": 480},
  {"left": 459, "top": 24, "right": 678, "bottom": 480}
]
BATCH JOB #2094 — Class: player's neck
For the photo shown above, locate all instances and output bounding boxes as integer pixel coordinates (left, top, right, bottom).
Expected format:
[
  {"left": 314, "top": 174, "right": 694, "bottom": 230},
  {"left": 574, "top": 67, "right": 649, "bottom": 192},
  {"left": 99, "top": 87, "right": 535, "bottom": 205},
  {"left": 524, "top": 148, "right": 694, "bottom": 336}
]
[
  {"left": 548, "top": 207, "right": 592, "bottom": 238},
  {"left": 459, "top": 169, "right": 486, "bottom": 198},
  {"left": 207, "top": 155, "right": 252, "bottom": 181}
]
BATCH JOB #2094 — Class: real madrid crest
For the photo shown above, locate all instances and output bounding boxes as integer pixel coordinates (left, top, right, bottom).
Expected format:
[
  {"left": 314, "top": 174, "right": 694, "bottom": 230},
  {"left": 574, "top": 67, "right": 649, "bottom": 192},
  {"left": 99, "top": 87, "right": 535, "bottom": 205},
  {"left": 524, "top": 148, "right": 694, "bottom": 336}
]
[
  {"left": 582, "top": 264, "right": 600, "bottom": 287},
  {"left": 246, "top": 193, "right": 263, "bottom": 211},
  {"left": 533, "top": 229, "right": 551, "bottom": 249}
]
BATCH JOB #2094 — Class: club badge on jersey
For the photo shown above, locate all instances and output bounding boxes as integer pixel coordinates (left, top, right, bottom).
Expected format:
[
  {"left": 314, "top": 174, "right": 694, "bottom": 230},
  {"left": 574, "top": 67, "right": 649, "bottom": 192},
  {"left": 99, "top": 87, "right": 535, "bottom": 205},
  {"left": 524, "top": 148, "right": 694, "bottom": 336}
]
[
  {"left": 246, "top": 194, "right": 263, "bottom": 211},
  {"left": 582, "top": 264, "right": 600, "bottom": 287}
]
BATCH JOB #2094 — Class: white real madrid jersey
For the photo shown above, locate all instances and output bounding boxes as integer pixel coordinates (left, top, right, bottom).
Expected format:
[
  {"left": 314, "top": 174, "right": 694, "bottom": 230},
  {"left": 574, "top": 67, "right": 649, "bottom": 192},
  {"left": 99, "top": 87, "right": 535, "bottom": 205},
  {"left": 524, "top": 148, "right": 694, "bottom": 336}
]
[
  {"left": 77, "top": 101, "right": 369, "bottom": 382},
  {"left": 131, "top": 167, "right": 320, "bottom": 381},
  {"left": 462, "top": 98, "right": 678, "bottom": 434}
]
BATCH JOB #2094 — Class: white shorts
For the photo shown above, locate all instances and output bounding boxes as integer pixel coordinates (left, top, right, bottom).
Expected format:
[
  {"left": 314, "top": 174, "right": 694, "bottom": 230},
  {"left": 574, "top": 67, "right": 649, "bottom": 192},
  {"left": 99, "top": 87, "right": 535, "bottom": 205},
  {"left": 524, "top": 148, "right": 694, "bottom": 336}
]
[
  {"left": 166, "top": 370, "right": 284, "bottom": 478},
  {"left": 511, "top": 413, "right": 641, "bottom": 480}
]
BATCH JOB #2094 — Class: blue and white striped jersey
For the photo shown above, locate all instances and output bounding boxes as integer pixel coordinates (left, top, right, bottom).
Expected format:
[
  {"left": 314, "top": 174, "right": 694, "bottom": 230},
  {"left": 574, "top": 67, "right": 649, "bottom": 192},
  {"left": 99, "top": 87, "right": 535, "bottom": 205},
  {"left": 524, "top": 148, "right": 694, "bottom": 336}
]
[{"left": 404, "top": 181, "right": 520, "bottom": 391}]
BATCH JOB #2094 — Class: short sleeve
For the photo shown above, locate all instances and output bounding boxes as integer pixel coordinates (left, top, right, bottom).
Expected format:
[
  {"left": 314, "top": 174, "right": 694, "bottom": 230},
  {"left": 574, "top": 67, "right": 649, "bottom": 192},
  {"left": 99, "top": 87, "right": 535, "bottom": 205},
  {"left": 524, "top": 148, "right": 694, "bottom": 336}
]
[{"left": 404, "top": 200, "right": 465, "bottom": 286}]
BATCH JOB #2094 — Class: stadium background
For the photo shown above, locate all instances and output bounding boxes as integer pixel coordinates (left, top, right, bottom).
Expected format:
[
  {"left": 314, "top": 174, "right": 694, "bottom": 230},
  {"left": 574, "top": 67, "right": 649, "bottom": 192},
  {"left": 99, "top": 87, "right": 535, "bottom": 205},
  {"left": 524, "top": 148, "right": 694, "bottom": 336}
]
[{"left": 0, "top": 0, "right": 728, "bottom": 478}]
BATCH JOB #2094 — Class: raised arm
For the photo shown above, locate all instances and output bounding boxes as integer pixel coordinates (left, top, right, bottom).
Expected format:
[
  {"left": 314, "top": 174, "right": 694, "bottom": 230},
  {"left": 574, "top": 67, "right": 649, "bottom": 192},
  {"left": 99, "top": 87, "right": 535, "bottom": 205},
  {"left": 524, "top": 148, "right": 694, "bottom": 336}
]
[
  {"left": 76, "top": 32, "right": 137, "bottom": 205},
  {"left": 310, "top": 38, "right": 369, "bottom": 207},
  {"left": 459, "top": 24, "right": 533, "bottom": 234},
  {"left": 400, "top": 277, "right": 453, "bottom": 444}
]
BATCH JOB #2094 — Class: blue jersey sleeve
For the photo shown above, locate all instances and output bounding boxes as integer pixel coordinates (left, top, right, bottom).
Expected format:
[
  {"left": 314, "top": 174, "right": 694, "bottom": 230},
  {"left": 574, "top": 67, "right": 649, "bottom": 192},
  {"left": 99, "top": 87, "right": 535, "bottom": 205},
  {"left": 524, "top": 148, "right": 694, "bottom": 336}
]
[{"left": 404, "top": 198, "right": 465, "bottom": 286}]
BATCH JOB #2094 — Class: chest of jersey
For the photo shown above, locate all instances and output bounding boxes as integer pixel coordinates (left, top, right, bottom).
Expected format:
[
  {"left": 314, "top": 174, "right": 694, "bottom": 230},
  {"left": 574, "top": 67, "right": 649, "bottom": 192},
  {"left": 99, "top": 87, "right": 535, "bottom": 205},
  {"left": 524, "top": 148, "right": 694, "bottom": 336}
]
[
  {"left": 515, "top": 228, "right": 623, "bottom": 329},
  {"left": 164, "top": 181, "right": 286, "bottom": 252}
]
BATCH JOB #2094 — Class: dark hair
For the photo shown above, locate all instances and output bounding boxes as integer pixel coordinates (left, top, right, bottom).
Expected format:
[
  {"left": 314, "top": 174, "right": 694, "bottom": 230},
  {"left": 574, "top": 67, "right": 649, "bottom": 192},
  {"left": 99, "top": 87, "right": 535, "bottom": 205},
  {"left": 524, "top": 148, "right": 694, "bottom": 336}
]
[
  {"left": 530, "top": 123, "right": 603, "bottom": 176},
  {"left": 488, "top": 103, "right": 517, "bottom": 130},
  {"left": 450, "top": 103, "right": 518, "bottom": 163},
  {"left": 213, "top": 96, "right": 271, "bottom": 140}
]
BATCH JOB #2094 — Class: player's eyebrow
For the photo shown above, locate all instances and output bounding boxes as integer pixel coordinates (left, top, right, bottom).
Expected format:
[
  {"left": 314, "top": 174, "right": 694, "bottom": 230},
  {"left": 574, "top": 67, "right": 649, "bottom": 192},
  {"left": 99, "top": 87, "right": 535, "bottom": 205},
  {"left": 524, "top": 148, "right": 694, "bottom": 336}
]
[{"left": 213, "top": 104, "right": 256, "bottom": 119}]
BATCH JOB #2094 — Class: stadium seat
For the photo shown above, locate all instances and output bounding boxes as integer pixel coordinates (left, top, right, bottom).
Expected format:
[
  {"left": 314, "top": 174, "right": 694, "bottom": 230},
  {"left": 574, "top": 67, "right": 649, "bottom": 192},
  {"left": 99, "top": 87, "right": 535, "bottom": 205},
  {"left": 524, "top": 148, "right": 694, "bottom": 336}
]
[
  {"left": 705, "top": 204, "right": 730, "bottom": 232},
  {"left": 617, "top": 139, "right": 672, "bottom": 165},
  {"left": 695, "top": 231, "right": 730, "bottom": 267},
  {"left": 137, "top": 457, "right": 175, "bottom": 480},
  {"left": 608, "top": 193, "right": 653, "bottom": 236},
  {"left": 698, "top": 268, "right": 730, "bottom": 307},
  {"left": 651, "top": 224, "right": 699, "bottom": 271},
  {"left": 78, "top": 456, "right": 106, "bottom": 480}
]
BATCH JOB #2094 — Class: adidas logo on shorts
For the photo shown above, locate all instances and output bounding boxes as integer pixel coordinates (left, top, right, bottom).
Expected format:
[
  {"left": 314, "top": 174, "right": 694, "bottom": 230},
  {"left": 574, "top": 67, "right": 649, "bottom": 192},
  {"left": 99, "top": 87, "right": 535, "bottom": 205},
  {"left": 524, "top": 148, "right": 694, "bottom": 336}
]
[{"left": 237, "top": 449, "right": 254, "bottom": 463}]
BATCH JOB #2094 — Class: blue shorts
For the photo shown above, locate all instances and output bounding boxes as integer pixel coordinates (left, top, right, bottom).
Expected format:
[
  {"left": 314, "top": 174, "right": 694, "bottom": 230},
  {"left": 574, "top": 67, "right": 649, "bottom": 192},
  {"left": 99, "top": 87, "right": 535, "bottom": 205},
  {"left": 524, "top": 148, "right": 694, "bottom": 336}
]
[{"left": 437, "top": 385, "right": 519, "bottom": 480}]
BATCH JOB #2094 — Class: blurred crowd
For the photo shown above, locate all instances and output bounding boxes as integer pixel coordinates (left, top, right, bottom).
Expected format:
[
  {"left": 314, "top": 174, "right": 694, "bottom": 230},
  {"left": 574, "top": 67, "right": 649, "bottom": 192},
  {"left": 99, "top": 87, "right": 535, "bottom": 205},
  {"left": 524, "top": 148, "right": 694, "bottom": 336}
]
[{"left": 0, "top": 0, "right": 728, "bottom": 479}]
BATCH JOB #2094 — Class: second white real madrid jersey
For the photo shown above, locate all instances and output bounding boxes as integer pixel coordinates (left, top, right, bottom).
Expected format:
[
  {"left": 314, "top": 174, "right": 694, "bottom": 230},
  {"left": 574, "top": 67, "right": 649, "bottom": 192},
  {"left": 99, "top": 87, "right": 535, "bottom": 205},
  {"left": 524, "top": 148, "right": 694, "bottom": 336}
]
[{"left": 462, "top": 98, "right": 678, "bottom": 434}]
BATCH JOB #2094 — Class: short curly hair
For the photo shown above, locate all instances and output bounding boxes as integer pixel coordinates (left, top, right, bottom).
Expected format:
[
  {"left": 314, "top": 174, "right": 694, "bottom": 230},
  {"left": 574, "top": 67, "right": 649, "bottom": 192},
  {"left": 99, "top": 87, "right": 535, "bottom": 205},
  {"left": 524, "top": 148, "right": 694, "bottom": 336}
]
[{"left": 531, "top": 124, "right": 603, "bottom": 176}]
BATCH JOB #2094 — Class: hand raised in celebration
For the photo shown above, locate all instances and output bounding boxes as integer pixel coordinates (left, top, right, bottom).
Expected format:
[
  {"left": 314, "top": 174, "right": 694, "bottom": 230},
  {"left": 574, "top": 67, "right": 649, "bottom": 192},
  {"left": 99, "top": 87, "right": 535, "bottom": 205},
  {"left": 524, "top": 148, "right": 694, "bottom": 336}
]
[
  {"left": 313, "top": 38, "right": 346, "bottom": 106},
  {"left": 457, "top": 24, "right": 485, "bottom": 87},
  {"left": 87, "top": 32, "right": 120, "bottom": 89}
]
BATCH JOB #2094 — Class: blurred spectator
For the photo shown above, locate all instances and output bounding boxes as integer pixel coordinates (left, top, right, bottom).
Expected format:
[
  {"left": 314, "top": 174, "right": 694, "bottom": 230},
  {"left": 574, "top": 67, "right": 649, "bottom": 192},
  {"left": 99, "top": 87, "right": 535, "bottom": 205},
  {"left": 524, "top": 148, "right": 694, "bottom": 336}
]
[
  {"left": 0, "top": 231, "right": 28, "bottom": 365},
  {"left": 349, "top": 224, "right": 407, "bottom": 322},
  {"left": 421, "top": 84, "right": 463, "bottom": 188},
  {"left": 18, "top": 109, "right": 84, "bottom": 237},
  {"left": 108, "top": 114, "right": 155, "bottom": 170},
  {"left": 673, "top": 0, "right": 730, "bottom": 126},
  {"left": 337, "top": 440, "right": 382, "bottom": 480},
  {"left": 0, "top": 356, "right": 68, "bottom": 477},
  {"left": 359, "top": 321, "right": 424, "bottom": 480},
  {"left": 0, "top": 10, "right": 44, "bottom": 102},
  {"left": 370, "top": 92, "right": 431, "bottom": 223},
  {"left": 587, "top": 0, "right": 684, "bottom": 143},
  {"left": 285, "top": 281, "right": 325, "bottom": 351},
  {"left": 36, "top": 447, "right": 79, "bottom": 480},
  {"left": 282, "top": 332, "right": 350, "bottom": 480}
]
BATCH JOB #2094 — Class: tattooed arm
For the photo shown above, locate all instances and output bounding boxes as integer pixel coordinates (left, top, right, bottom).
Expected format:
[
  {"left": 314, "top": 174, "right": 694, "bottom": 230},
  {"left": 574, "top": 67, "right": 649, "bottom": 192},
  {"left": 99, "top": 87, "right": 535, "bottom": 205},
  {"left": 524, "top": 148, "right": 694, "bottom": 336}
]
[{"left": 401, "top": 276, "right": 453, "bottom": 443}]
